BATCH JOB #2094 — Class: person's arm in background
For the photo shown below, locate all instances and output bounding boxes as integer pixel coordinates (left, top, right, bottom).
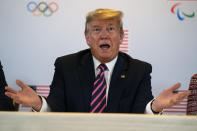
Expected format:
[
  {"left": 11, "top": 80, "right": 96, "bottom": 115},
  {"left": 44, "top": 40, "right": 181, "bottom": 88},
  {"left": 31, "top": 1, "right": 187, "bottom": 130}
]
[{"left": 0, "top": 61, "right": 15, "bottom": 111}]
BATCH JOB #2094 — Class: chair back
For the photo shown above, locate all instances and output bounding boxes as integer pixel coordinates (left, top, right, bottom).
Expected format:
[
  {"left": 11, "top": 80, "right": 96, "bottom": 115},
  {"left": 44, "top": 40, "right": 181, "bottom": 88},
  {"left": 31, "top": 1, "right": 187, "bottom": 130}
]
[{"left": 186, "top": 74, "right": 197, "bottom": 115}]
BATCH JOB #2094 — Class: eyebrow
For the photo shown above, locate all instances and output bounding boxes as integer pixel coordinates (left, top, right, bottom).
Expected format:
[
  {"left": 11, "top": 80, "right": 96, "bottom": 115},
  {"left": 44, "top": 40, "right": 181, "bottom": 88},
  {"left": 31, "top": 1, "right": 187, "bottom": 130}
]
[
  {"left": 92, "top": 25, "right": 101, "bottom": 28},
  {"left": 108, "top": 24, "right": 114, "bottom": 26},
  {"left": 92, "top": 24, "right": 115, "bottom": 27}
]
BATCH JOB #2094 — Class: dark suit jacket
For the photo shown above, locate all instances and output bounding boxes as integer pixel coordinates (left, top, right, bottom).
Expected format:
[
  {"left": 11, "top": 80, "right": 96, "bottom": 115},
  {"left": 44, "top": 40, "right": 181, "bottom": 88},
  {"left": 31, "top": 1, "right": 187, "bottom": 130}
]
[
  {"left": 47, "top": 49, "right": 154, "bottom": 113},
  {"left": 0, "top": 62, "right": 15, "bottom": 111}
]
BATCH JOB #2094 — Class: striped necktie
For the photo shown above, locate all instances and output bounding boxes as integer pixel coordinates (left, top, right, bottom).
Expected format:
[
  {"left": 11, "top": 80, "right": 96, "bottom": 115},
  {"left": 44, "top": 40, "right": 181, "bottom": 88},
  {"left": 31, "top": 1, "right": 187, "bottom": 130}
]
[{"left": 90, "top": 64, "right": 107, "bottom": 113}]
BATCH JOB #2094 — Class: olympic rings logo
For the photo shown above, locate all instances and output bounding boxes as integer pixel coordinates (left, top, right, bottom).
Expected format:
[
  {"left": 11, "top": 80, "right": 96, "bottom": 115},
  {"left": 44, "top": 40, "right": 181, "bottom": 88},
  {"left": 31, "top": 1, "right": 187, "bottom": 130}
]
[{"left": 27, "top": 1, "right": 59, "bottom": 17}]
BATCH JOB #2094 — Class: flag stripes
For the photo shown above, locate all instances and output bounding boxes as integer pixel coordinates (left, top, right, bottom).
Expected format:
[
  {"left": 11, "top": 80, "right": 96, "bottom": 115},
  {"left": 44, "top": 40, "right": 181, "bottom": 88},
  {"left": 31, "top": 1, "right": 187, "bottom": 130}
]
[
  {"left": 36, "top": 86, "right": 50, "bottom": 97},
  {"left": 119, "top": 30, "right": 129, "bottom": 52}
]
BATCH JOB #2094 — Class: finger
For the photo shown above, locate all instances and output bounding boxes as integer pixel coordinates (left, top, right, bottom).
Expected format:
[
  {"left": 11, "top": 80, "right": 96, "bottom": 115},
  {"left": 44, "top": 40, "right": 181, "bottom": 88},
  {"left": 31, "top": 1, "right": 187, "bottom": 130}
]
[
  {"left": 168, "top": 82, "right": 181, "bottom": 92},
  {"left": 176, "top": 92, "right": 190, "bottom": 101},
  {"left": 5, "top": 92, "right": 17, "bottom": 100},
  {"left": 179, "top": 90, "right": 190, "bottom": 96},
  {"left": 5, "top": 93, "right": 22, "bottom": 104},
  {"left": 5, "top": 86, "right": 18, "bottom": 94},
  {"left": 13, "top": 100, "right": 21, "bottom": 105},
  {"left": 16, "top": 79, "right": 29, "bottom": 90},
  {"left": 5, "top": 92, "right": 23, "bottom": 103},
  {"left": 184, "top": 90, "right": 191, "bottom": 96},
  {"left": 186, "top": 90, "right": 191, "bottom": 95}
]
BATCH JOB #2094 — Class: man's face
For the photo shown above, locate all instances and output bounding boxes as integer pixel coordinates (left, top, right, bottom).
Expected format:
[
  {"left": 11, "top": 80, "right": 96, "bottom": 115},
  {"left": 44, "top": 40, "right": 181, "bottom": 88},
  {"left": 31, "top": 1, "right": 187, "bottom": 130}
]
[{"left": 85, "top": 19, "right": 123, "bottom": 63}]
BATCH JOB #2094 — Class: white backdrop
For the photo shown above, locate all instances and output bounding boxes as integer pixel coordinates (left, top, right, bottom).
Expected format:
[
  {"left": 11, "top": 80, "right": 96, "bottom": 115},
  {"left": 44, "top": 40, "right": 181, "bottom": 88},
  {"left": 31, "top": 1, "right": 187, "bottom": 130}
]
[{"left": 0, "top": 0, "right": 197, "bottom": 96}]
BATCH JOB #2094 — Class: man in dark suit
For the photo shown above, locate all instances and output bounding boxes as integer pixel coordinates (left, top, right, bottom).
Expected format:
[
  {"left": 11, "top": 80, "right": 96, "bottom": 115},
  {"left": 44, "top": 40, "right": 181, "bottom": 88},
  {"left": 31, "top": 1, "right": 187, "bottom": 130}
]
[
  {"left": 0, "top": 61, "right": 15, "bottom": 111},
  {"left": 5, "top": 9, "right": 190, "bottom": 113},
  {"left": 46, "top": 49, "right": 153, "bottom": 113}
]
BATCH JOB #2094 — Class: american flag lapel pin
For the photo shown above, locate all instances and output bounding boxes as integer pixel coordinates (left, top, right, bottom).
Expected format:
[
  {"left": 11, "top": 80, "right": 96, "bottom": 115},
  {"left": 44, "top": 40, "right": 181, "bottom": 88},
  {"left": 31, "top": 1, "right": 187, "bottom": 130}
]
[{"left": 121, "top": 75, "right": 125, "bottom": 78}]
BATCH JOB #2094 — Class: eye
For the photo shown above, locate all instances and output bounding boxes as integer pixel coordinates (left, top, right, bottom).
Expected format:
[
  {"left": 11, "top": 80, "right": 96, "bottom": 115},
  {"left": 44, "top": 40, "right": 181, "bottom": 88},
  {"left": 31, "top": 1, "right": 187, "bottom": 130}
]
[
  {"left": 93, "top": 27, "right": 101, "bottom": 33},
  {"left": 108, "top": 27, "right": 115, "bottom": 32}
]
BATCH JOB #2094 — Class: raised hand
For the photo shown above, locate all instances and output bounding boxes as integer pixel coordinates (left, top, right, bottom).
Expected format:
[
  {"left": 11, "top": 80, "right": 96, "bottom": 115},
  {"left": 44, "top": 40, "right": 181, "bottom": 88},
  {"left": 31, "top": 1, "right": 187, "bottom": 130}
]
[
  {"left": 5, "top": 80, "right": 42, "bottom": 111},
  {"left": 152, "top": 82, "right": 190, "bottom": 112}
]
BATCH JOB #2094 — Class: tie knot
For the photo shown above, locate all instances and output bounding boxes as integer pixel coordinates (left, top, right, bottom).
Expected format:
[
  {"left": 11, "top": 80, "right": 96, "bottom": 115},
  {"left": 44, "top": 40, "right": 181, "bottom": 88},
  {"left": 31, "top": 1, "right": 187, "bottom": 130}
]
[{"left": 98, "top": 64, "right": 108, "bottom": 71}]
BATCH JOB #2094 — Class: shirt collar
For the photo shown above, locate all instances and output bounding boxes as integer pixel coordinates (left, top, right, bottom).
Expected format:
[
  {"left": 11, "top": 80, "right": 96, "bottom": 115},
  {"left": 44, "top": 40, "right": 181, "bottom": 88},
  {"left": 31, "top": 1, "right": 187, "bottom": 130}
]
[{"left": 92, "top": 56, "right": 118, "bottom": 72}]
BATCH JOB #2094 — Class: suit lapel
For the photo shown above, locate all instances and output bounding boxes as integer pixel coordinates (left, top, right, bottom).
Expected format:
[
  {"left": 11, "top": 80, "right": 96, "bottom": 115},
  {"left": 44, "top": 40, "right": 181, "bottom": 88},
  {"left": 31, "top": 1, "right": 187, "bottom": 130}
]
[
  {"left": 77, "top": 52, "right": 95, "bottom": 112},
  {"left": 106, "top": 53, "right": 128, "bottom": 113}
]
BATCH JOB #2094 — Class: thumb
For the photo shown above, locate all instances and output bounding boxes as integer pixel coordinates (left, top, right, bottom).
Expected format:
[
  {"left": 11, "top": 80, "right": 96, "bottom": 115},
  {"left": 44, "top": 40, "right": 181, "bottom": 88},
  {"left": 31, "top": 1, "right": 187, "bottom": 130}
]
[
  {"left": 16, "top": 80, "right": 28, "bottom": 90},
  {"left": 168, "top": 82, "right": 181, "bottom": 92}
]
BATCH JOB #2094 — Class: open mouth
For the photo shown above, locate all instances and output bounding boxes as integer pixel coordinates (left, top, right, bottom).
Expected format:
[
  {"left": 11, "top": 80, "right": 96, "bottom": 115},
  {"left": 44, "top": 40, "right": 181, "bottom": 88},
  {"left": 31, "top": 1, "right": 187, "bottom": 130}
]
[{"left": 99, "top": 44, "right": 110, "bottom": 50}]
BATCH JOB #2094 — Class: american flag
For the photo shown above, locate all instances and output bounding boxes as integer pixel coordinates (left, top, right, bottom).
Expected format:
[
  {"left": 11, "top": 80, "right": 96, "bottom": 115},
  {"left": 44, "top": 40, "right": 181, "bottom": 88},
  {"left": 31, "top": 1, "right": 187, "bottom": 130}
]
[
  {"left": 36, "top": 85, "right": 50, "bottom": 98},
  {"left": 28, "top": 85, "right": 50, "bottom": 98},
  {"left": 119, "top": 29, "right": 129, "bottom": 52}
]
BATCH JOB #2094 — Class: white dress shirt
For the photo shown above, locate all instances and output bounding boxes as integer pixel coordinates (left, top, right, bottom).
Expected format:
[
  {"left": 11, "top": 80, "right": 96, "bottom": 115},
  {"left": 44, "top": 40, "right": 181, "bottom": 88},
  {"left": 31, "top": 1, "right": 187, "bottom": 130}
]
[{"left": 38, "top": 55, "right": 154, "bottom": 114}]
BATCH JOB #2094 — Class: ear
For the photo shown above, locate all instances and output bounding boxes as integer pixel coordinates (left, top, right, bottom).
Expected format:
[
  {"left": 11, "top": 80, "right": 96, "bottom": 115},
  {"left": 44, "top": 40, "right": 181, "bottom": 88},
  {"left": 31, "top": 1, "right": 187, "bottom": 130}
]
[
  {"left": 120, "top": 33, "right": 124, "bottom": 43},
  {"left": 85, "top": 34, "right": 91, "bottom": 46}
]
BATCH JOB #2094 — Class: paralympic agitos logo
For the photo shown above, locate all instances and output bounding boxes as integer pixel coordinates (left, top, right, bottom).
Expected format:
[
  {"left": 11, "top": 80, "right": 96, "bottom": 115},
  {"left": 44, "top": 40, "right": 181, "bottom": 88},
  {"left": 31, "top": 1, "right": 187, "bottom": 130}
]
[
  {"left": 27, "top": 1, "right": 59, "bottom": 17},
  {"left": 170, "top": 3, "right": 195, "bottom": 21}
]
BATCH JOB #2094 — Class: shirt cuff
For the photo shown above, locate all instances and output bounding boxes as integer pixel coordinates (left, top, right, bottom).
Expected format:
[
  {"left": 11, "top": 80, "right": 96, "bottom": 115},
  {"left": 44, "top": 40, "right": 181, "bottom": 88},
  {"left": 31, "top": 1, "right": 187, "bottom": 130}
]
[
  {"left": 145, "top": 100, "right": 154, "bottom": 114},
  {"left": 32, "top": 96, "right": 51, "bottom": 112},
  {"left": 40, "top": 96, "right": 51, "bottom": 112},
  {"left": 145, "top": 99, "right": 163, "bottom": 115}
]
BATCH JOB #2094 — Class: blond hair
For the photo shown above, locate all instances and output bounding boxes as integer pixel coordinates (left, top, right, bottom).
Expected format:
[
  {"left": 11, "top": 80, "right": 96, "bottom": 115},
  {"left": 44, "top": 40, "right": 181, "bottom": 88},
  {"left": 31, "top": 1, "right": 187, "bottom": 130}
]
[{"left": 85, "top": 8, "right": 124, "bottom": 35}]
